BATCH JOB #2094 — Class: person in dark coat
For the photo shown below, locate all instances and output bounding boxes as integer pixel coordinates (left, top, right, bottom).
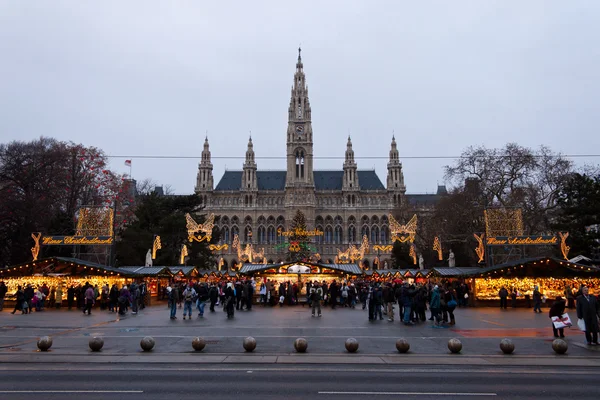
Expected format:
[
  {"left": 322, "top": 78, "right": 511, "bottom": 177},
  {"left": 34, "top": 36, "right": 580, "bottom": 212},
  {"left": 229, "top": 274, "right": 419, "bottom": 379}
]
[
  {"left": 209, "top": 284, "right": 218, "bottom": 312},
  {"left": 549, "top": 296, "right": 566, "bottom": 338},
  {"left": 11, "top": 286, "right": 25, "bottom": 314},
  {"left": 576, "top": 287, "right": 600, "bottom": 345},
  {"left": 67, "top": 285, "right": 75, "bottom": 310},
  {"left": 225, "top": 283, "right": 235, "bottom": 318},
  {"left": 498, "top": 287, "right": 508, "bottom": 310}
]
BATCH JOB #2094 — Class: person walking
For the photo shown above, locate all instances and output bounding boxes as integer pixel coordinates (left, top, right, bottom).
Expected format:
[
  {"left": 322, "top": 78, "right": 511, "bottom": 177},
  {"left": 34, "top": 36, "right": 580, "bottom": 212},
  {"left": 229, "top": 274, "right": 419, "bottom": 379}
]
[
  {"left": 182, "top": 283, "right": 197, "bottom": 320},
  {"left": 384, "top": 283, "right": 395, "bottom": 322},
  {"left": 549, "top": 296, "right": 566, "bottom": 338},
  {"left": 209, "top": 283, "right": 218, "bottom": 312},
  {"left": 533, "top": 286, "right": 543, "bottom": 313},
  {"left": 224, "top": 282, "right": 235, "bottom": 318},
  {"left": 499, "top": 287, "right": 509, "bottom": 310},
  {"left": 196, "top": 282, "right": 209, "bottom": 317},
  {"left": 310, "top": 283, "right": 323, "bottom": 317},
  {"left": 576, "top": 286, "right": 599, "bottom": 345},
  {"left": 430, "top": 285, "right": 442, "bottom": 326},
  {"left": 130, "top": 282, "right": 140, "bottom": 315},
  {"left": 0, "top": 281, "right": 7, "bottom": 311},
  {"left": 11, "top": 286, "right": 25, "bottom": 314},
  {"left": 168, "top": 286, "right": 179, "bottom": 319},
  {"left": 83, "top": 285, "right": 95, "bottom": 315}
]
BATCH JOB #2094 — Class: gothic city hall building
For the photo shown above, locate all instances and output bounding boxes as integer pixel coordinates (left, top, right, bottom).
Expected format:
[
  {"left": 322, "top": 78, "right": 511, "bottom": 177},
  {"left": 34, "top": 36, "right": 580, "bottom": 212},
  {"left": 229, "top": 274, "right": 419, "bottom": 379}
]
[{"left": 195, "top": 49, "right": 445, "bottom": 269}]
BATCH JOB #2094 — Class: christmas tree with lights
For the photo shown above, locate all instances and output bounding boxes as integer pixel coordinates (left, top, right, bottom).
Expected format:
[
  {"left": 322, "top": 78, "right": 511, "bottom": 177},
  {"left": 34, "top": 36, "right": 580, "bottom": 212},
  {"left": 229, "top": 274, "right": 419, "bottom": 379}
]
[{"left": 286, "top": 210, "right": 313, "bottom": 262}]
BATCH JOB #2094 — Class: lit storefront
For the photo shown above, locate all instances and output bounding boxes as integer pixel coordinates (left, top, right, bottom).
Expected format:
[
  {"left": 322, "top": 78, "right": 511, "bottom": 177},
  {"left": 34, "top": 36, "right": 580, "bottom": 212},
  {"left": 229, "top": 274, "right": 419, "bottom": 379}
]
[
  {"left": 240, "top": 262, "right": 363, "bottom": 295},
  {"left": 0, "top": 257, "right": 132, "bottom": 304},
  {"left": 429, "top": 258, "right": 600, "bottom": 305}
]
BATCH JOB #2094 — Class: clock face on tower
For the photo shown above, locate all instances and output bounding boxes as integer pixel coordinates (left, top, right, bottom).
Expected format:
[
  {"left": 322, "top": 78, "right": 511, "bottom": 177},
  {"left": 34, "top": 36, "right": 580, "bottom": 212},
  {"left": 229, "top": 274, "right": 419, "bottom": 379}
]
[{"left": 295, "top": 125, "right": 304, "bottom": 134}]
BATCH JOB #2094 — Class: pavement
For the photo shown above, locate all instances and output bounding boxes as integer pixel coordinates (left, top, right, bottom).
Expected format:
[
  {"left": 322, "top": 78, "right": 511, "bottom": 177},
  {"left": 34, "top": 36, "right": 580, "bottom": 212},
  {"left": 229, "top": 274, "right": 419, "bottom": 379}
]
[{"left": 1, "top": 301, "right": 599, "bottom": 367}]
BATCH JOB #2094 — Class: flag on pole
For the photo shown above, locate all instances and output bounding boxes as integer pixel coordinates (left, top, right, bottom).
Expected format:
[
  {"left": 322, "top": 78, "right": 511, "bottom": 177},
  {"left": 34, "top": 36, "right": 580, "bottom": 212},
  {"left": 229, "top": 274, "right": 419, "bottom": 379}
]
[{"left": 124, "top": 160, "right": 132, "bottom": 167}]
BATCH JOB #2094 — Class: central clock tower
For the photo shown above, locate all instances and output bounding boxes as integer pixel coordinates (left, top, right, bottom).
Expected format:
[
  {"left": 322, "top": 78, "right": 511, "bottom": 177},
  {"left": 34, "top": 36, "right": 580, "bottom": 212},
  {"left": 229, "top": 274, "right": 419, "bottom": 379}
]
[{"left": 286, "top": 47, "right": 314, "bottom": 188}]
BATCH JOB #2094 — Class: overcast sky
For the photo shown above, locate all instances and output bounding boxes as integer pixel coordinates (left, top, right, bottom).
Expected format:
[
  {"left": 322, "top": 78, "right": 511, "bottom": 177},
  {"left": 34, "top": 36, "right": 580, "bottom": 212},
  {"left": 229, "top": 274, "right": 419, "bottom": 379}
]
[{"left": 1, "top": 1, "right": 599, "bottom": 194}]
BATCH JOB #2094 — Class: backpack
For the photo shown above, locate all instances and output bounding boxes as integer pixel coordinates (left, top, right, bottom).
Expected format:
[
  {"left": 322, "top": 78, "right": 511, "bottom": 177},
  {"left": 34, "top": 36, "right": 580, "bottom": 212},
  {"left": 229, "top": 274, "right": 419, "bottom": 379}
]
[{"left": 184, "top": 289, "right": 194, "bottom": 302}]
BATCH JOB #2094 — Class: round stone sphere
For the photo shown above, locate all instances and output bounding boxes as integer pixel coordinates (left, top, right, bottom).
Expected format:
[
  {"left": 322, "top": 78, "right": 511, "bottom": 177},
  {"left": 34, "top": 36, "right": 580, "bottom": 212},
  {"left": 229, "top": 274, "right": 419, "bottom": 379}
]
[
  {"left": 192, "top": 337, "right": 206, "bottom": 352},
  {"left": 395, "top": 338, "right": 410, "bottom": 353},
  {"left": 345, "top": 337, "right": 359, "bottom": 353},
  {"left": 499, "top": 338, "right": 515, "bottom": 355},
  {"left": 294, "top": 338, "right": 308, "bottom": 353},
  {"left": 37, "top": 336, "right": 53, "bottom": 352},
  {"left": 552, "top": 339, "right": 568, "bottom": 355},
  {"left": 243, "top": 336, "right": 257, "bottom": 352},
  {"left": 448, "top": 338, "right": 462, "bottom": 354},
  {"left": 140, "top": 336, "right": 155, "bottom": 352},
  {"left": 89, "top": 337, "right": 104, "bottom": 352}
]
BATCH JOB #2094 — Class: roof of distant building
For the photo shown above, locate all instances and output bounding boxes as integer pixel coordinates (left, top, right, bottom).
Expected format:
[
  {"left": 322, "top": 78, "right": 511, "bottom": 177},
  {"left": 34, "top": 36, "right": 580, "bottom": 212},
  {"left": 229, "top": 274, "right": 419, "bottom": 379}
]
[{"left": 214, "top": 170, "right": 385, "bottom": 191}]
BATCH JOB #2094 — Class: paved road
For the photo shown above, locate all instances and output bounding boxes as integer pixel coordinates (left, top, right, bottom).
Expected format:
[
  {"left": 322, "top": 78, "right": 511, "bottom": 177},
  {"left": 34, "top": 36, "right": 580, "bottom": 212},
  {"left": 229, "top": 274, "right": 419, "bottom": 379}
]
[{"left": 0, "top": 366, "right": 596, "bottom": 399}]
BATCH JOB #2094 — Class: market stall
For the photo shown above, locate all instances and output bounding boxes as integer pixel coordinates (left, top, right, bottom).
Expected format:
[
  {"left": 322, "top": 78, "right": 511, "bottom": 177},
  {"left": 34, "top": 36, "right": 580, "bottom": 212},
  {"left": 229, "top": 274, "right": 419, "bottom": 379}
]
[
  {"left": 472, "top": 257, "right": 600, "bottom": 304},
  {"left": 0, "top": 257, "right": 133, "bottom": 306}
]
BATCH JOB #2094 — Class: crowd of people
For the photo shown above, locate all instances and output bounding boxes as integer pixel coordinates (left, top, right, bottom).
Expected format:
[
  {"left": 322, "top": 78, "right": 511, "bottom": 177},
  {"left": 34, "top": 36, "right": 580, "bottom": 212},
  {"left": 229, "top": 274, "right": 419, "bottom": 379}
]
[{"left": 3, "top": 280, "right": 148, "bottom": 317}]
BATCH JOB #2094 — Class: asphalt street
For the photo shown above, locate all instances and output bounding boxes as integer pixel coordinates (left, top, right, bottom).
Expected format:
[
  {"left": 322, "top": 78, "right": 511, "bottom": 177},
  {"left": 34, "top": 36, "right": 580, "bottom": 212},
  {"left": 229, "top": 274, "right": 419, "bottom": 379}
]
[{"left": 0, "top": 366, "right": 596, "bottom": 400}]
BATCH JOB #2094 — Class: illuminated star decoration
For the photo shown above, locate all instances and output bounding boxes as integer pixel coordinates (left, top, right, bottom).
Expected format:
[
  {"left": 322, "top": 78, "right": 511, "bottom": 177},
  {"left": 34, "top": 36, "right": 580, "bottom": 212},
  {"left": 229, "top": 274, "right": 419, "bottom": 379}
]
[
  {"left": 179, "top": 244, "right": 188, "bottom": 265},
  {"left": 474, "top": 233, "right": 485, "bottom": 263},
  {"left": 389, "top": 214, "right": 417, "bottom": 243},
  {"left": 185, "top": 213, "right": 214, "bottom": 243},
  {"left": 31, "top": 232, "right": 42, "bottom": 261},
  {"left": 152, "top": 235, "right": 161, "bottom": 260},
  {"left": 559, "top": 232, "right": 570, "bottom": 260},
  {"left": 409, "top": 244, "right": 417, "bottom": 265},
  {"left": 433, "top": 237, "right": 443, "bottom": 261}
]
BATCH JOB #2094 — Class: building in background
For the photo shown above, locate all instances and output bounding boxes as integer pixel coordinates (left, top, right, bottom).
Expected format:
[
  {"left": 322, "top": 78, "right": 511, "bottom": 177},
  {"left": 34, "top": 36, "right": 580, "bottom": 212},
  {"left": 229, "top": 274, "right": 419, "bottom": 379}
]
[{"left": 195, "top": 49, "right": 446, "bottom": 269}]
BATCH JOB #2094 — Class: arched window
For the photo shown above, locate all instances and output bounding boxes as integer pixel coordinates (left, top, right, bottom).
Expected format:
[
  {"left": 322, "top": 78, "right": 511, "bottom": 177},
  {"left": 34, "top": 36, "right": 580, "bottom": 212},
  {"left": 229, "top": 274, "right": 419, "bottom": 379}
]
[
  {"left": 348, "top": 225, "right": 356, "bottom": 243},
  {"left": 222, "top": 227, "right": 230, "bottom": 244},
  {"left": 316, "top": 225, "right": 324, "bottom": 244},
  {"left": 361, "top": 225, "right": 369, "bottom": 240},
  {"left": 334, "top": 226, "right": 343, "bottom": 244},
  {"left": 267, "top": 226, "right": 276, "bottom": 244},
  {"left": 277, "top": 225, "right": 285, "bottom": 244},
  {"left": 371, "top": 226, "right": 379, "bottom": 244},
  {"left": 244, "top": 226, "right": 252, "bottom": 243},
  {"left": 325, "top": 226, "right": 333, "bottom": 244},
  {"left": 231, "top": 226, "right": 239, "bottom": 243},
  {"left": 381, "top": 225, "right": 388, "bottom": 244},
  {"left": 257, "top": 226, "right": 266, "bottom": 244}
]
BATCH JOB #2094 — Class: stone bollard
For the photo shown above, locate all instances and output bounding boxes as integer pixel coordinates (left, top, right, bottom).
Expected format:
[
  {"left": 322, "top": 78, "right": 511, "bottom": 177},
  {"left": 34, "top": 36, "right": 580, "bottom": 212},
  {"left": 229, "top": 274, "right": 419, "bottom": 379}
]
[
  {"left": 499, "top": 338, "right": 514, "bottom": 354},
  {"left": 345, "top": 338, "right": 359, "bottom": 353},
  {"left": 243, "top": 336, "right": 257, "bottom": 352},
  {"left": 395, "top": 338, "right": 410, "bottom": 353},
  {"left": 192, "top": 337, "right": 206, "bottom": 352},
  {"left": 552, "top": 339, "right": 568, "bottom": 355},
  {"left": 294, "top": 338, "right": 308, "bottom": 353},
  {"left": 37, "top": 336, "right": 53, "bottom": 352},
  {"left": 89, "top": 337, "right": 104, "bottom": 352},
  {"left": 140, "top": 336, "right": 155, "bottom": 352},
  {"left": 447, "top": 338, "right": 462, "bottom": 354}
]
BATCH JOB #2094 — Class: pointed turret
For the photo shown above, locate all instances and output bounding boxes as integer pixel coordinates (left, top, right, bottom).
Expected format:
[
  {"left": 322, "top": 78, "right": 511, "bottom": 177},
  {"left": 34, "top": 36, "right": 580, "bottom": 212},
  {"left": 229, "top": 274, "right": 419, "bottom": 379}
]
[
  {"left": 242, "top": 135, "right": 258, "bottom": 192},
  {"left": 195, "top": 136, "right": 214, "bottom": 201},
  {"left": 343, "top": 136, "right": 358, "bottom": 190},
  {"left": 387, "top": 135, "right": 406, "bottom": 195},
  {"left": 286, "top": 47, "right": 314, "bottom": 188}
]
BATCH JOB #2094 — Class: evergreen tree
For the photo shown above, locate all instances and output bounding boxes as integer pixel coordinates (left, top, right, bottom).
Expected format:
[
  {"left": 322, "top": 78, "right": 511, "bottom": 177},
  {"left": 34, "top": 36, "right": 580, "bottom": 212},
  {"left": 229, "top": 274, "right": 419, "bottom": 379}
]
[
  {"left": 116, "top": 193, "right": 218, "bottom": 267},
  {"left": 553, "top": 173, "right": 600, "bottom": 259},
  {"left": 286, "top": 210, "right": 313, "bottom": 262},
  {"left": 391, "top": 241, "right": 414, "bottom": 268}
]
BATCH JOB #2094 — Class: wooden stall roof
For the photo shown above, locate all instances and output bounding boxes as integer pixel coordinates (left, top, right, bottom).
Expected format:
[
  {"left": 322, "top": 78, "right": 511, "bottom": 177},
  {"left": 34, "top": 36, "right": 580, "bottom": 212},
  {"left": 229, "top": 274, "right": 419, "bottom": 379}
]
[
  {"left": 238, "top": 261, "right": 362, "bottom": 275},
  {"left": 1, "top": 257, "right": 132, "bottom": 278},
  {"left": 118, "top": 266, "right": 174, "bottom": 277}
]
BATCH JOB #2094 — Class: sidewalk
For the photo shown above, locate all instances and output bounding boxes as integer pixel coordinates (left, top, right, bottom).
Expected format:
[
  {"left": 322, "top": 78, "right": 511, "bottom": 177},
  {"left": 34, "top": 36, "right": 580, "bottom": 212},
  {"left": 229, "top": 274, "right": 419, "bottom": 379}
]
[{"left": 1, "top": 303, "right": 598, "bottom": 365}]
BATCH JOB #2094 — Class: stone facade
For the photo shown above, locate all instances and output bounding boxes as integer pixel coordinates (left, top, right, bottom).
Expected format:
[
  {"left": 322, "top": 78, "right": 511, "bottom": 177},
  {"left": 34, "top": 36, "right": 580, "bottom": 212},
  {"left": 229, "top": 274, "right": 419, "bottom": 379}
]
[{"left": 195, "top": 49, "right": 444, "bottom": 269}]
